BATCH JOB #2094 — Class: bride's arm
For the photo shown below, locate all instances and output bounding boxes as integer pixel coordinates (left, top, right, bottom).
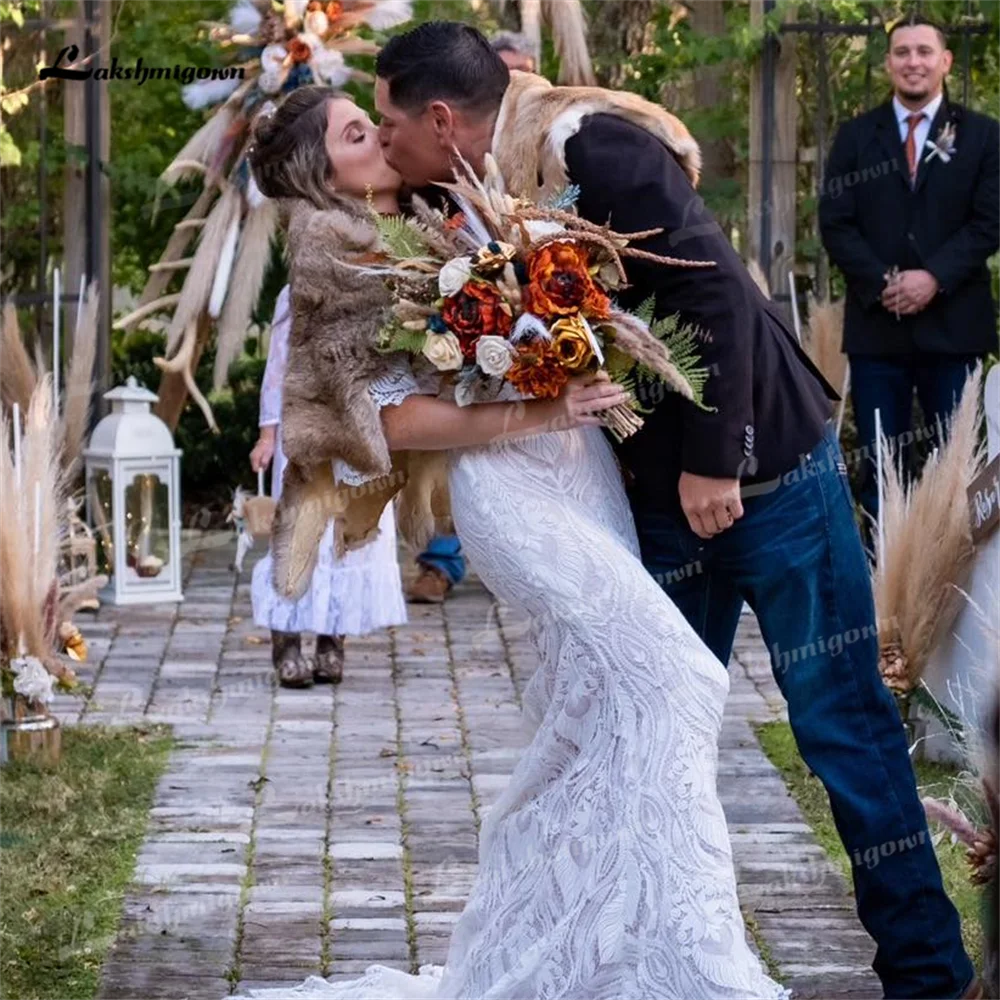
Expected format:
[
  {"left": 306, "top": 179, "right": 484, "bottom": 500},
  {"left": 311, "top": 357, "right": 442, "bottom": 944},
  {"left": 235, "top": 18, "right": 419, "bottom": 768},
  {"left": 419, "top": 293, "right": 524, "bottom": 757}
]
[{"left": 381, "top": 376, "right": 629, "bottom": 451}]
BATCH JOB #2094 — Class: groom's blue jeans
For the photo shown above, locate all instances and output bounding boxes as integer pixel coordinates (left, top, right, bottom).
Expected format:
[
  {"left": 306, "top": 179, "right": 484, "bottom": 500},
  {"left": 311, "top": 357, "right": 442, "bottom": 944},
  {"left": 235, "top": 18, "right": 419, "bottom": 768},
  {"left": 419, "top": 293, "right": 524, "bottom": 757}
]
[{"left": 634, "top": 426, "right": 973, "bottom": 1000}]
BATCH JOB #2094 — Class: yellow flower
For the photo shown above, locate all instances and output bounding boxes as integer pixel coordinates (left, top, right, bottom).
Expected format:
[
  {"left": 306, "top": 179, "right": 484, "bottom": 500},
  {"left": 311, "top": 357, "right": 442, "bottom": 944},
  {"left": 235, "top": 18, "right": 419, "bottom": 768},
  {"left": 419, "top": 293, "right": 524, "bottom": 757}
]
[
  {"left": 551, "top": 316, "right": 597, "bottom": 371},
  {"left": 58, "top": 622, "right": 88, "bottom": 662}
]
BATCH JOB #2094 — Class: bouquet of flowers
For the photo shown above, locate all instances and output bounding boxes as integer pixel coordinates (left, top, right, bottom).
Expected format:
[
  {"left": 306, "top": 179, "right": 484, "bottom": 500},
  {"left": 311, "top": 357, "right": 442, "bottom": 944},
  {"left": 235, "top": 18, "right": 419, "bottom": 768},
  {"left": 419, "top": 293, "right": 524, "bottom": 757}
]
[{"left": 370, "top": 156, "right": 716, "bottom": 440}]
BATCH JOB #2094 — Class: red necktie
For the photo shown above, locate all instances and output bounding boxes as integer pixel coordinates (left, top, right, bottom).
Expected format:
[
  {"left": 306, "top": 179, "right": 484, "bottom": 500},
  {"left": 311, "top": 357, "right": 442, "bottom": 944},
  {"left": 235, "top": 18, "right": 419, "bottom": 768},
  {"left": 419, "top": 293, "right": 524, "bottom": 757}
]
[{"left": 904, "top": 113, "right": 924, "bottom": 184}]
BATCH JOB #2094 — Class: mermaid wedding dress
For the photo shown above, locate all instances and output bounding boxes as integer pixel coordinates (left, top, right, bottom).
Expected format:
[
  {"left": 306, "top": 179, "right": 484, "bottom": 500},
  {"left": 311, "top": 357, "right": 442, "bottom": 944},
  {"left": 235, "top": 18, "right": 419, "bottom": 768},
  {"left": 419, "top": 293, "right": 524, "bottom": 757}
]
[{"left": 234, "top": 360, "right": 786, "bottom": 1000}]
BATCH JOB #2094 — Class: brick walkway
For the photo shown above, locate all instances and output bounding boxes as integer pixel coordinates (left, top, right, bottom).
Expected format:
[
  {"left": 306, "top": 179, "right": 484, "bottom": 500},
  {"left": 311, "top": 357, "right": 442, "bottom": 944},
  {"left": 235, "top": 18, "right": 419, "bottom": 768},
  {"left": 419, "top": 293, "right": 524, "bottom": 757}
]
[{"left": 55, "top": 533, "right": 879, "bottom": 999}]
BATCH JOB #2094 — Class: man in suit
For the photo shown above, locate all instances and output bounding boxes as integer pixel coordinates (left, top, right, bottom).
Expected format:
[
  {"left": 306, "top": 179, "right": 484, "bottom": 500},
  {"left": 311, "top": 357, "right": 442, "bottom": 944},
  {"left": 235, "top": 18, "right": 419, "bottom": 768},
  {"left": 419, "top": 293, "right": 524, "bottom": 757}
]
[
  {"left": 820, "top": 13, "right": 999, "bottom": 522},
  {"left": 374, "top": 22, "right": 978, "bottom": 997}
]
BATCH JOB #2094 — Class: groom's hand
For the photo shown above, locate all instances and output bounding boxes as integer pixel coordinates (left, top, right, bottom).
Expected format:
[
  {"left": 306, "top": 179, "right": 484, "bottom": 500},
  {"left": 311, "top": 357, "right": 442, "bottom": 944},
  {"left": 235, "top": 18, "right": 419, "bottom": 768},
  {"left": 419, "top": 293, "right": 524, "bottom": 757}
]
[{"left": 678, "top": 472, "right": 744, "bottom": 539}]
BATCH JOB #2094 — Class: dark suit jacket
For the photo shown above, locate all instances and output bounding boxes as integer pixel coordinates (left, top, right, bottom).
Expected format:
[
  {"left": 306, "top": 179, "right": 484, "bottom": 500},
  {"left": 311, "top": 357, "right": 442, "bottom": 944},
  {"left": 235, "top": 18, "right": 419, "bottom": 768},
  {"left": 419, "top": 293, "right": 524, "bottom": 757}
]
[
  {"left": 819, "top": 98, "right": 999, "bottom": 357},
  {"left": 563, "top": 114, "right": 835, "bottom": 511}
]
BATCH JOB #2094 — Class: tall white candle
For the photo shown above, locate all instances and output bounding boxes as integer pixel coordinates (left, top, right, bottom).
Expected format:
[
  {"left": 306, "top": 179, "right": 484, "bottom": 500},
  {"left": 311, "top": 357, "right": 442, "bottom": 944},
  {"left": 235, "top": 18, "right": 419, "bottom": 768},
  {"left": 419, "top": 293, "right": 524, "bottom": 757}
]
[
  {"left": 33, "top": 480, "right": 41, "bottom": 558},
  {"left": 52, "top": 267, "right": 61, "bottom": 411},
  {"left": 12, "top": 402, "right": 21, "bottom": 488},
  {"left": 258, "top": 468, "right": 265, "bottom": 497}
]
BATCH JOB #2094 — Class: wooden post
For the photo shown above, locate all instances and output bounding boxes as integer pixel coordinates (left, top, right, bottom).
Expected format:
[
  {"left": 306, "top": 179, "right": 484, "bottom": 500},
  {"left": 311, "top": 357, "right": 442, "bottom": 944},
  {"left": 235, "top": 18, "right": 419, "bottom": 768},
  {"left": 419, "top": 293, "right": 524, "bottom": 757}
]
[
  {"left": 748, "top": 1, "right": 798, "bottom": 318},
  {"left": 62, "top": 1, "right": 86, "bottom": 366},
  {"left": 688, "top": 0, "right": 735, "bottom": 189}
]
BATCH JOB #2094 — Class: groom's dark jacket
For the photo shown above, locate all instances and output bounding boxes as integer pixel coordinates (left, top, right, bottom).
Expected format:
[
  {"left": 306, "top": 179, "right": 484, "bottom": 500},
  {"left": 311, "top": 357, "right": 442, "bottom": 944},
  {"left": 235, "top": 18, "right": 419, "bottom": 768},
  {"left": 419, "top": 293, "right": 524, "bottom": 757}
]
[{"left": 565, "top": 114, "right": 836, "bottom": 510}]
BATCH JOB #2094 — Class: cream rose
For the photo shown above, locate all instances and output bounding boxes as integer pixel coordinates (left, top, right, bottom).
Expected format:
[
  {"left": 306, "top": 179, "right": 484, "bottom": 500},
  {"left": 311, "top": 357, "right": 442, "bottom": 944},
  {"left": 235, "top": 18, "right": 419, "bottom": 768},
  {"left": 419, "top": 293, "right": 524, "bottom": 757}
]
[
  {"left": 11, "top": 655, "right": 55, "bottom": 705},
  {"left": 260, "top": 44, "right": 288, "bottom": 74},
  {"left": 422, "top": 332, "right": 464, "bottom": 371},
  {"left": 304, "top": 10, "right": 329, "bottom": 35},
  {"left": 310, "top": 48, "right": 349, "bottom": 87},
  {"left": 438, "top": 257, "right": 473, "bottom": 298},
  {"left": 475, "top": 335, "right": 514, "bottom": 377}
]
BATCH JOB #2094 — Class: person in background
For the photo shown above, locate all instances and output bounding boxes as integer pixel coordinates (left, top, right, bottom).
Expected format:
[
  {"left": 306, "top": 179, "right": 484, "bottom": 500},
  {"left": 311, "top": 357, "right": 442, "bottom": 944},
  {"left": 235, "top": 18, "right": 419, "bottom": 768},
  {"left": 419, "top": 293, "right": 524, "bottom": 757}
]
[
  {"left": 250, "top": 285, "right": 408, "bottom": 685},
  {"left": 820, "top": 12, "right": 999, "bottom": 526},
  {"left": 491, "top": 30, "right": 536, "bottom": 73}
]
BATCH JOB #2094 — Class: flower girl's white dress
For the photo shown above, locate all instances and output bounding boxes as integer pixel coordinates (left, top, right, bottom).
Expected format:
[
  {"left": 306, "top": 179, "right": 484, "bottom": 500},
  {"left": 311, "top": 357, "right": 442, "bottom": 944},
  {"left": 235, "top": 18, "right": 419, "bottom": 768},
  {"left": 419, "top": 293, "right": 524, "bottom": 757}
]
[
  {"left": 237, "top": 354, "right": 786, "bottom": 1000},
  {"left": 250, "top": 287, "right": 407, "bottom": 637}
]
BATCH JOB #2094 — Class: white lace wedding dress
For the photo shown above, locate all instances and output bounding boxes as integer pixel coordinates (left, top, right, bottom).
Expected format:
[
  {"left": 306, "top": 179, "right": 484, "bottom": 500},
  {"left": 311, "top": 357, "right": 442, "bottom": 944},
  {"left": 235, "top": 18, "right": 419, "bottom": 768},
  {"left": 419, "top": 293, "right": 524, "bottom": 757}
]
[{"left": 234, "top": 360, "right": 787, "bottom": 1000}]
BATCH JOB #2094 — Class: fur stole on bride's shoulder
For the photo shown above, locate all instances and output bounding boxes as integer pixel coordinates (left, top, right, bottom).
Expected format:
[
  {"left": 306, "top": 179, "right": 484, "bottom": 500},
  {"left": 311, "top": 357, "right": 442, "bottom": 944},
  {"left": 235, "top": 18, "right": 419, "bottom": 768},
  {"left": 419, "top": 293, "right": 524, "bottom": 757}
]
[
  {"left": 491, "top": 72, "right": 702, "bottom": 203},
  {"left": 273, "top": 197, "right": 448, "bottom": 600}
]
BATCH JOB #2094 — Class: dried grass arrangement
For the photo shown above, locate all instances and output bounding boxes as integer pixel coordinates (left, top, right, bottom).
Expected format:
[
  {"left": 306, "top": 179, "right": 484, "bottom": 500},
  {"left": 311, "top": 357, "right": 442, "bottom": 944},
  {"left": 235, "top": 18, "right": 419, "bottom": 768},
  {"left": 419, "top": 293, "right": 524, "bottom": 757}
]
[
  {"left": 1, "top": 291, "right": 108, "bottom": 706},
  {"left": 804, "top": 296, "right": 847, "bottom": 398},
  {"left": 873, "top": 365, "right": 985, "bottom": 696},
  {"left": 119, "top": 0, "right": 416, "bottom": 429}
]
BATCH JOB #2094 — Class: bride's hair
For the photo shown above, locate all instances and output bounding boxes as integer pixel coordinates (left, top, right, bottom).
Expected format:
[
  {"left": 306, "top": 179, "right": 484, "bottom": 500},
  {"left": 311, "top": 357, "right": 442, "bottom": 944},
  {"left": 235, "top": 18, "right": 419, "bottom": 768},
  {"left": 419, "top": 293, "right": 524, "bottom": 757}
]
[{"left": 248, "top": 85, "right": 348, "bottom": 209}]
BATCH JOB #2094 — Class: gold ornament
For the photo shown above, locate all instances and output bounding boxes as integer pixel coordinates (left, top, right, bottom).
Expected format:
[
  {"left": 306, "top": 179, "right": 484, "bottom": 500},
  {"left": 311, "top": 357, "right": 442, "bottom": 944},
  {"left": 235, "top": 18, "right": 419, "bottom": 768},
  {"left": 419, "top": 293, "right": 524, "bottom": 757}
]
[
  {"left": 58, "top": 622, "right": 88, "bottom": 662},
  {"left": 551, "top": 316, "right": 597, "bottom": 371}
]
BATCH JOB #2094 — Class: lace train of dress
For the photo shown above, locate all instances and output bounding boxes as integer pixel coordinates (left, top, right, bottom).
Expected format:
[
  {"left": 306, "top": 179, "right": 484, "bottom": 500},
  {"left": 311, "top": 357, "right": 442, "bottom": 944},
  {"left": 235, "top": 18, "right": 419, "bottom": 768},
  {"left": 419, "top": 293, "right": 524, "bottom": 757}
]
[{"left": 233, "top": 425, "right": 787, "bottom": 1000}]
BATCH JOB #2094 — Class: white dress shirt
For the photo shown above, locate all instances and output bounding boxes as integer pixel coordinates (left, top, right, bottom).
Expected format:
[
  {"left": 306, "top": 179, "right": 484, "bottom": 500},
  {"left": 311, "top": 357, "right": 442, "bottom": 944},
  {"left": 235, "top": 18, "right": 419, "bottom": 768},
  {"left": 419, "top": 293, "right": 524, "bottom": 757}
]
[{"left": 892, "top": 91, "right": 943, "bottom": 163}]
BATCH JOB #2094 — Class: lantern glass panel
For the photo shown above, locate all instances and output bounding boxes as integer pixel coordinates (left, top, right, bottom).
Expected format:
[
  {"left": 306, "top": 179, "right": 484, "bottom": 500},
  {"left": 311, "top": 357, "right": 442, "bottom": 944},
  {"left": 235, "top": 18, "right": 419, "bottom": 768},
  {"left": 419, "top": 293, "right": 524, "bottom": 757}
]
[
  {"left": 123, "top": 473, "right": 171, "bottom": 581},
  {"left": 87, "top": 467, "right": 115, "bottom": 578}
]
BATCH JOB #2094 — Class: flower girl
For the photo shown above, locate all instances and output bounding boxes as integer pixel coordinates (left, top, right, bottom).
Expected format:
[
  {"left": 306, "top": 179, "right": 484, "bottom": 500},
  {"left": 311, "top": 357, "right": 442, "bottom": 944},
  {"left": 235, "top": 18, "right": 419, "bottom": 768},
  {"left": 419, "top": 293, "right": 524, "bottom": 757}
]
[{"left": 250, "top": 286, "right": 407, "bottom": 687}]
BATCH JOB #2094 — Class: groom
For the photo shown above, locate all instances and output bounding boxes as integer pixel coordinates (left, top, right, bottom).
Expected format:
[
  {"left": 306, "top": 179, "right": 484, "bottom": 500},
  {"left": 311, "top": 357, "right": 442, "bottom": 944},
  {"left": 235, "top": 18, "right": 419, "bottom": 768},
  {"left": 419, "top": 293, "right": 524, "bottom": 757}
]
[{"left": 374, "top": 22, "right": 977, "bottom": 1000}]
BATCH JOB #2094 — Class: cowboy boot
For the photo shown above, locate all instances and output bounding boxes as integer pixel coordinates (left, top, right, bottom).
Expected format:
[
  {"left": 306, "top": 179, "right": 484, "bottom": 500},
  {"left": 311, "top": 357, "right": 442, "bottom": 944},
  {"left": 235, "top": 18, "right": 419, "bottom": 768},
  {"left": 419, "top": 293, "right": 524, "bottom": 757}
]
[
  {"left": 314, "top": 634, "right": 344, "bottom": 684},
  {"left": 271, "top": 630, "right": 312, "bottom": 688}
]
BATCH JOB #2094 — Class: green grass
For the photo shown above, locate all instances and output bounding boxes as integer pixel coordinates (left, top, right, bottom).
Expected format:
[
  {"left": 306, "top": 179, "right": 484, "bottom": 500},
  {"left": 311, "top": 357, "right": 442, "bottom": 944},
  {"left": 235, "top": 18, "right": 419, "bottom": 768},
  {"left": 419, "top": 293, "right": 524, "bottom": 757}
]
[
  {"left": 0, "top": 725, "right": 173, "bottom": 1000},
  {"left": 756, "top": 721, "right": 985, "bottom": 972}
]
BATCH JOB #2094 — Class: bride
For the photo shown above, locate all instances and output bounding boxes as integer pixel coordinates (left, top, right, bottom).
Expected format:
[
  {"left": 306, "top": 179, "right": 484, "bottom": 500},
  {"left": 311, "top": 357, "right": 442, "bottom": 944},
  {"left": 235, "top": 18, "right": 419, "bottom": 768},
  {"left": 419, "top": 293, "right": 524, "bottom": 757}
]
[{"left": 240, "top": 86, "right": 786, "bottom": 1000}]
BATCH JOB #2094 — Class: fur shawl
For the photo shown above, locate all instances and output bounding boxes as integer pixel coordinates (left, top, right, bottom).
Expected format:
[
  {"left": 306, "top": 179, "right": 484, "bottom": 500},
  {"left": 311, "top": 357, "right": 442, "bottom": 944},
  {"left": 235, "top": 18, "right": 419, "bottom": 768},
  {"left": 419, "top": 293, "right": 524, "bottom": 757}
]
[
  {"left": 491, "top": 71, "right": 702, "bottom": 203},
  {"left": 272, "top": 197, "right": 448, "bottom": 600}
]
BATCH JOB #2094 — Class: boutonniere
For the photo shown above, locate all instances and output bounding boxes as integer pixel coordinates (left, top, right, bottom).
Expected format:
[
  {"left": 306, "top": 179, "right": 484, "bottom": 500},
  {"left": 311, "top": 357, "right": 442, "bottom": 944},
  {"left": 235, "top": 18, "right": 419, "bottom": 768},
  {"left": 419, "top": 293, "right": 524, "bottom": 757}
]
[{"left": 924, "top": 121, "right": 958, "bottom": 164}]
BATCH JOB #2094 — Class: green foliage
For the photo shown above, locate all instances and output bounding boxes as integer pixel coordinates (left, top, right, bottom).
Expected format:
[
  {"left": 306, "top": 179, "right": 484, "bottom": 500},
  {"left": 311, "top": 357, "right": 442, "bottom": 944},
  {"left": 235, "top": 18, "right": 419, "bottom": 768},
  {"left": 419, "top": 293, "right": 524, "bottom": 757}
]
[
  {"left": 648, "top": 311, "right": 713, "bottom": 411},
  {"left": 0, "top": 725, "right": 173, "bottom": 1000},
  {"left": 757, "top": 719, "right": 985, "bottom": 970},
  {"left": 373, "top": 210, "right": 434, "bottom": 261},
  {"left": 376, "top": 317, "right": 428, "bottom": 355},
  {"left": 542, "top": 184, "right": 581, "bottom": 212}
]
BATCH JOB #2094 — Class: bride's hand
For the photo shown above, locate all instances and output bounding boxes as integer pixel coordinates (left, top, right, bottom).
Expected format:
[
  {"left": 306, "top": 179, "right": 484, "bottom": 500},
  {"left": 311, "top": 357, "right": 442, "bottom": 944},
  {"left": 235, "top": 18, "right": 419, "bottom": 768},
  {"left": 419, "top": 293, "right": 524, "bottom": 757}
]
[{"left": 548, "top": 371, "right": 629, "bottom": 429}]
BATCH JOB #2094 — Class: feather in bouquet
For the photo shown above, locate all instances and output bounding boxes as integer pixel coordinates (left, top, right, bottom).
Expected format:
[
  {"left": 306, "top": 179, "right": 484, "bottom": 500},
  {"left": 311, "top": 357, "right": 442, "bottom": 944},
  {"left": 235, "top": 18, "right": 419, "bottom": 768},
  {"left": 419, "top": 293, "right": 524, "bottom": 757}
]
[
  {"left": 116, "top": 0, "right": 415, "bottom": 427},
  {"left": 369, "top": 155, "right": 716, "bottom": 441}
]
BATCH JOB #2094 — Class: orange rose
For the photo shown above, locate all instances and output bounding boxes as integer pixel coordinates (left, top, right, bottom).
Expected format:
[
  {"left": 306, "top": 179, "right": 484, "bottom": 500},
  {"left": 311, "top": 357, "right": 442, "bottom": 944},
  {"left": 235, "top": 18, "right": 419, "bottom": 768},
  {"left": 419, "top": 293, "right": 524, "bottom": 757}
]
[
  {"left": 525, "top": 241, "right": 610, "bottom": 320},
  {"left": 288, "top": 37, "right": 313, "bottom": 63},
  {"left": 507, "top": 342, "right": 569, "bottom": 400},
  {"left": 441, "top": 281, "right": 512, "bottom": 361},
  {"left": 326, "top": 1, "right": 344, "bottom": 20}
]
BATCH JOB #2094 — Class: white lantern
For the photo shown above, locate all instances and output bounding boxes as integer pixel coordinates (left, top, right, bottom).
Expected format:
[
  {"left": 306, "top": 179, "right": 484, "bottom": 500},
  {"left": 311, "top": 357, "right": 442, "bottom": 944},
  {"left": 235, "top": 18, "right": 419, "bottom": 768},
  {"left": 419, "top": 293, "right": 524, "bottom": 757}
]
[{"left": 83, "top": 377, "right": 183, "bottom": 605}]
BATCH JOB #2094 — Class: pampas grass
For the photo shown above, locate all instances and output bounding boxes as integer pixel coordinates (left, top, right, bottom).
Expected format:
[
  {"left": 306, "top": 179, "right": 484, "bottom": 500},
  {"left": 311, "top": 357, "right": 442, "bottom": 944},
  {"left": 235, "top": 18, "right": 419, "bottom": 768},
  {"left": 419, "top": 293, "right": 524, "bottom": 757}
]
[
  {"left": 161, "top": 105, "right": 237, "bottom": 186},
  {"left": 1, "top": 376, "right": 65, "bottom": 661},
  {"left": 213, "top": 199, "right": 278, "bottom": 390},
  {"left": 805, "top": 296, "right": 847, "bottom": 396},
  {"left": 1, "top": 301, "right": 37, "bottom": 413},
  {"left": 745, "top": 258, "right": 770, "bottom": 299},
  {"left": 873, "top": 365, "right": 986, "bottom": 693},
  {"left": 163, "top": 185, "right": 243, "bottom": 354},
  {"left": 544, "top": 0, "right": 595, "bottom": 85},
  {"left": 61, "top": 282, "right": 99, "bottom": 478}
]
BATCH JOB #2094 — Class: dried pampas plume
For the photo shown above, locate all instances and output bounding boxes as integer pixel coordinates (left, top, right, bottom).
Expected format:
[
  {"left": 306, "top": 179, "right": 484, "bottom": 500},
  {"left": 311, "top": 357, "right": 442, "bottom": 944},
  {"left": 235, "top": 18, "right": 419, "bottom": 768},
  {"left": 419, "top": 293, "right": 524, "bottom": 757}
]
[
  {"left": 0, "top": 376, "right": 66, "bottom": 662},
  {"left": 61, "top": 282, "right": 99, "bottom": 478},
  {"left": 213, "top": 199, "right": 279, "bottom": 390},
  {"left": 873, "top": 365, "right": 986, "bottom": 693},
  {"left": 805, "top": 296, "right": 847, "bottom": 397},
  {"left": 745, "top": 258, "right": 770, "bottom": 299},
  {"left": 1, "top": 300, "right": 37, "bottom": 413}
]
